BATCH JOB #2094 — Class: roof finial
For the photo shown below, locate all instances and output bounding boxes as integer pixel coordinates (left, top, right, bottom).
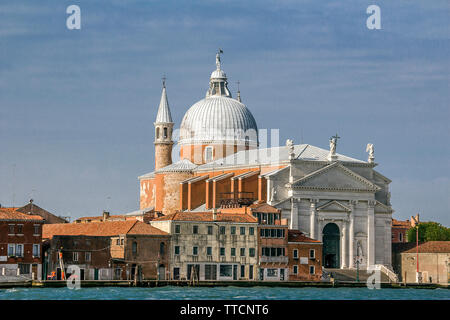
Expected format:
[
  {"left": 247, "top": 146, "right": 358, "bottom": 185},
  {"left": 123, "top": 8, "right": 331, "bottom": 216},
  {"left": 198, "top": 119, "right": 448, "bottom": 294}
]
[
  {"left": 162, "top": 75, "right": 166, "bottom": 88},
  {"left": 236, "top": 80, "right": 241, "bottom": 102},
  {"left": 216, "top": 48, "right": 223, "bottom": 70}
]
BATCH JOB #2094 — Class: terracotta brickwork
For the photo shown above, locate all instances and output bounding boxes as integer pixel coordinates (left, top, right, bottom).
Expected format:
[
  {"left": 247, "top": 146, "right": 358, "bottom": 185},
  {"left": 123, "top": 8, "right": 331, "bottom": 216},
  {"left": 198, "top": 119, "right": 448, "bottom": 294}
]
[
  {"left": 155, "top": 143, "right": 173, "bottom": 170},
  {"left": 287, "top": 230, "right": 322, "bottom": 281}
]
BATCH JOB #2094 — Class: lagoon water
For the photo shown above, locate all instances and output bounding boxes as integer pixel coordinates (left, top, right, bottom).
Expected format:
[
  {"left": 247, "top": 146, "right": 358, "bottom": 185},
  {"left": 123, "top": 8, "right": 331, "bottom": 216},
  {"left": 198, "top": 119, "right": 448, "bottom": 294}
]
[{"left": 0, "top": 286, "right": 449, "bottom": 300}]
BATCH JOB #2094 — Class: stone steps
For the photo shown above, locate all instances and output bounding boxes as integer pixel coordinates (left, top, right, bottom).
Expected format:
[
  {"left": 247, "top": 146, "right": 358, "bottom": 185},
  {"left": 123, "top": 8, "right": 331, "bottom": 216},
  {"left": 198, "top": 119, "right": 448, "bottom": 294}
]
[{"left": 325, "top": 268, "right": 391, "bottom": 282}]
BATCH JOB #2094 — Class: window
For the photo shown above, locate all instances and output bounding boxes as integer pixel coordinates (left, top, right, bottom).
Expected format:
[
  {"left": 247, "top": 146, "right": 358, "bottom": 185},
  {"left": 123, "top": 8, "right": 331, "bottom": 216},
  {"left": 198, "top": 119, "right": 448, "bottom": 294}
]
[
  {"left": 240, "top": 265, "right": 245, "bottom": 278},
  {"left": 249, "top": 227, "right": 254, "bottom": 235},
  {"left": 220, "top": 247, "right": 225, "bottom": 256},
  {"left": 240, "top": 227, "right": 245, "bottom": 235},
  {"left": 207, "top": 247, "right": 212, "bottom": 256},
  {"left": 33, "top": 244, "right": 40, "bottom": 257},
  {"left": 7, "top": 244, "right": 15, "bottom": 256},
  {"left": 276, "top": 229, "right": 281, "bottom": 238},
  {"left": 175, "top": 225, "right": 181, "bottom": 234},
  {"left": 293, "top": 249, "right": 298, "bottom": 259},
  {"left": 156, "top": 127, "right": 160, "bottom": 139},
  {"left": 116, "top": 239, "right": 120, "bottom": 245},
  {"left": 399, "top": 233, "right": 403, "bottom": 242},
  {"left": 193, "top": 246, "right": 198, "bottom": 256},
  {"left": 85, "top": 252, "right": 91, "bottom": 262},
  {"left": 16, "top": 244, "right": 24, "bottom": 257},
  {"left": 34, "top": 225, "right": 40, "bottom": 235},
  {"left": 249, "top": 248, "right": 255, "bottom": 257},
  {"left": 193, "top": 225, "right": 199, "bottom": 234},
  {"left": 309, "top": 265, "right": 315, "bottom": 275},
  {"left": 219, "top": 265, "right": 232, "bottom": 277},
  {"left": 231, "top": 226, "right": 236, "bottom": 235},
  {"left": 120, "top": 239, "right": 124, "bottom": 245},
  {"left": 231, "top": 248, "right": 236, "bottom": 257},
  {"left": 267, "top": 269, "right": 278, "bottom": 277},
  {"left": 19, "top": 264, "right": 30, "bottom": 275},
  {"left": 240, "top": 248, "right": 245, "bottom": 257},
  {"left": 207, "top": 226, "right": 213, "bottom": 235},
  {"left": 219, "top": 226, "right": 226, "bottom": 235},
  {"left": 309, "top": 249, "right": 315, "bottom": 259},
  {"left": 160, "top": 242, "right": 165, "bottom": 255},
  {"left": 73, "top": 252, "right": 79, "bottom": 262},
  {"left": 163, "top": 127, "right": 168, "bottom": 138},
  {"left": 293, "top": 265, "right": 298, "bottom": 275},
  {"left": 17, "top": 224, "right": 23, "bottom": 234},
  {"left": 204, "top": 146, "right": 214, "bottom": 162},
  {"left": 8, "top": 225, "right": 14, "bottom": 234},
  {"left": 260, "top": 229, "right": 264, "bottom": 237},
  {"left": 174, "top": 246, "right": 180, "bottom": 255},
  {"left": 270, "top": 229, "right": 276, "bottom": 237},
  {"left": 132, "top": 242, "right": 138, "bottom": 255}
]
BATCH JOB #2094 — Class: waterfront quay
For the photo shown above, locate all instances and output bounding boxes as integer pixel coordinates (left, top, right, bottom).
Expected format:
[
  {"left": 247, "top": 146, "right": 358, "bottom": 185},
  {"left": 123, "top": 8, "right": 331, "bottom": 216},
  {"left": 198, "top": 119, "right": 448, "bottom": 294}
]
[{"left": 0, "top": 279, "right": 448, "bottom": 290}]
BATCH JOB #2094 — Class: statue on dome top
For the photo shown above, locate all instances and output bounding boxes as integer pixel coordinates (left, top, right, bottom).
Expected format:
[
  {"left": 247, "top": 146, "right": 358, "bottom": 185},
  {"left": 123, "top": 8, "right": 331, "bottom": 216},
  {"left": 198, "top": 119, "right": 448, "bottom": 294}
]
[{"left": 216, "top": 48, "right": 223, "bottom": 70}]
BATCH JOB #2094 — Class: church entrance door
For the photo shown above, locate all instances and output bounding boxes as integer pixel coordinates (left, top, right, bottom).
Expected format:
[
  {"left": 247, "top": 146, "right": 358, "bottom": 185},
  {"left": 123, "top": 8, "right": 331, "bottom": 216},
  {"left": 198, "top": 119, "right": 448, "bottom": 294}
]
[{"left": 322, "top": 223, "right": 340, "bottom": 269}]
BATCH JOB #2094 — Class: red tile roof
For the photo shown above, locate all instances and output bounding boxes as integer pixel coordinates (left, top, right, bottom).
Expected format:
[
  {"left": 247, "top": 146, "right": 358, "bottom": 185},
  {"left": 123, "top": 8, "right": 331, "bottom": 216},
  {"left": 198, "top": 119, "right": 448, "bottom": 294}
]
[
  {"left": 153, "top": 211, "right": 258, "bottom": 223},
  {"left": 402, "top": 241, "right": 450, "bottom": 254},
  {"left": 392, "top": 218, "right": 411, "bottom": 228},
  {"left": 0, "top": 208, "right": 44, "bottom": 222},
  {"left": 43, "top": 220, "right": 168, "bottom": 239},
  {"left": 288, "top": 229, "right": 321, "bottom": 243},
  {"left": 249, "top": 202, "right": 280, "bottom": 213}
]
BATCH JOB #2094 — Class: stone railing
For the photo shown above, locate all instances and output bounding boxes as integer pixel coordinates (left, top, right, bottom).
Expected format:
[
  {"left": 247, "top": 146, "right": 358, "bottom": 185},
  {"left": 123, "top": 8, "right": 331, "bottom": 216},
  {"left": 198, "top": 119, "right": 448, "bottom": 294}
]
[
  {"left": 260, "top": 256, "right": 289, "bottom": 264},
  {"left": 373, "top": 264, "right": 399, "bottom": 283}
]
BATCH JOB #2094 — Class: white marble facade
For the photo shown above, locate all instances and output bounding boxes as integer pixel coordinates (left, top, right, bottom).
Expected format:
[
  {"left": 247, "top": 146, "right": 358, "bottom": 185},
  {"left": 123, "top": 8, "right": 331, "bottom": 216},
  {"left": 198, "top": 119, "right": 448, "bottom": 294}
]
[{"left": 267, "top": 159, "right": 393, "bottom": 270}]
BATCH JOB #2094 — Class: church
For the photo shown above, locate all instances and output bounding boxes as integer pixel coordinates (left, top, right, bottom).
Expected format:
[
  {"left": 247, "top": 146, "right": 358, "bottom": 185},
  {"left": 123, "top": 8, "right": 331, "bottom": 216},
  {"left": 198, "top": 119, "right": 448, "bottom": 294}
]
[{"left": 138, "top": 52, "right": 394, "bottom": 270}]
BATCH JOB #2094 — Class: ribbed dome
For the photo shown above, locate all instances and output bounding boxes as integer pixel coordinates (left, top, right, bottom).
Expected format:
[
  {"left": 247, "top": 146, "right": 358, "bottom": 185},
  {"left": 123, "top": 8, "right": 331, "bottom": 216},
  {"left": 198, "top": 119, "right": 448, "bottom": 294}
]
[{"left": 179, "top": 96, "right": 258, "bottom": 146}]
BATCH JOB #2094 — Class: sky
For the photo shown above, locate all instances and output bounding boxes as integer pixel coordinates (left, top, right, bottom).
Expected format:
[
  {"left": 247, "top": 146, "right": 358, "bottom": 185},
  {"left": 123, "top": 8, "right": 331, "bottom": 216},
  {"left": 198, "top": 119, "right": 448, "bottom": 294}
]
[{"left": 0, "top": 0, "right": 449, "bottom": 225}]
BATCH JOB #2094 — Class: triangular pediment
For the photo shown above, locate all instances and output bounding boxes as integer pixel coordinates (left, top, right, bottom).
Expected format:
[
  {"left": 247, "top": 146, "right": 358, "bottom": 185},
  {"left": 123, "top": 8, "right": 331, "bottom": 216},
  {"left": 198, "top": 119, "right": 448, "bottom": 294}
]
[
  {"left": 317, "top": 200, "right": 351, "bottom": 212},
  {"left": 291, "top": 162, "right": 380, "bottom": 192}
]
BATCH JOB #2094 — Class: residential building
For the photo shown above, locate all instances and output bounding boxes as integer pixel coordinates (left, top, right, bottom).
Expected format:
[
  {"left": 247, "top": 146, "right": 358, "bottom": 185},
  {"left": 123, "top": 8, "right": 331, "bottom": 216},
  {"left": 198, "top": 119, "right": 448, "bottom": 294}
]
[
  {"left": 43, "top": 220, "right": 170, "bottom": 280},
  {"left": 0, "top": 207, "right": 44, "bottom": 280},
  {"left": 287, "top": 230, "right": 323, "bottom": 281},
  {"left": 392, "top": 241, "right": 450, "bottom": 284},
  {"left": 150, "top": 211, "right": 258, "bottom": 281},
  {"left": 249, "top": 203, "right": 289, "bottom": 281},
  {"left": 391, "top": 218, "right": 412, "bottom": 243},
  {"left": 14, "top": 200, "right": 68, "bottom": 224}
]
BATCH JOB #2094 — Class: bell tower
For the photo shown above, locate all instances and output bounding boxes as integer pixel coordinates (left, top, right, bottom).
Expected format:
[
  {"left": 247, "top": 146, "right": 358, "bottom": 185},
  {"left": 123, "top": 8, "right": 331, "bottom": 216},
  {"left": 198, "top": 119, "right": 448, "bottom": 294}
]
[{"left": 154, "top": 78, "right": 174, "bottom": 170}]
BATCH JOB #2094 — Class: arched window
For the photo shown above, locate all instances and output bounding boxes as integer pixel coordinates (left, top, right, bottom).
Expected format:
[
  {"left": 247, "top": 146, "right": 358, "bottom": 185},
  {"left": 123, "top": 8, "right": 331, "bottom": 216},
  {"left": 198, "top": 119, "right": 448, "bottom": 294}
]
[
  {"left": 160, "top": 242, "right": 165, "bottom": 255},
  {"left": 163, "top": 127, "right": 168, "bottom": 138},
  {"left": 156, "top": 127, "right": 160, "bottom": 139}
]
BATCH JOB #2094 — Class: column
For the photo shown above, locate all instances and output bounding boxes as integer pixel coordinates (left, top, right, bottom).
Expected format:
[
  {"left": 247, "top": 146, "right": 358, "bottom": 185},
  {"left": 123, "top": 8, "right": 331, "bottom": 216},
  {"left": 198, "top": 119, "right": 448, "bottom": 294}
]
[
  {"left": 318, "top": 218, "right": 323, "bottom": 242},
  {"left": 309, "top": 199, "right": 318, "bottom": 239},
  {"left": 348, "top": 200, "right": 356, "bottom": 268},
  {"left": 367, "top": 200, "right": 376, "bottom": 268},
  {"left": 341, "top": 222, "right": 348, "bottom": 268},
  {"left": 385, "top": 219, "right": 392, "bottom": 267},
  {"left": 290, "top": 198, "right": 299, "bottom": 230},
  {"left": 266, "top": 178, "right": 273, "bottom": 203}
]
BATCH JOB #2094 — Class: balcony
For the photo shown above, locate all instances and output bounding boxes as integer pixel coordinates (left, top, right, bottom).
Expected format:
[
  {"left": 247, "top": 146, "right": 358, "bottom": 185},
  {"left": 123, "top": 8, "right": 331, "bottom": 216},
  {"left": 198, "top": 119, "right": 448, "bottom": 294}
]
[
  {"left": 219, "top": 192, "right": 255, "bottom": 208},
  {"left": 259, "top": 256, "right": 288, "bottom": 264}
]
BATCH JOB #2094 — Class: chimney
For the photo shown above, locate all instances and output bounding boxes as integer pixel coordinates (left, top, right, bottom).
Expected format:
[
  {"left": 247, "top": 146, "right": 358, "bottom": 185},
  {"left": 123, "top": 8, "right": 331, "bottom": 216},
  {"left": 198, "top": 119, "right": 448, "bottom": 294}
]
[{"left": 102, "top": 210, "right": 110, "bottom": 221}]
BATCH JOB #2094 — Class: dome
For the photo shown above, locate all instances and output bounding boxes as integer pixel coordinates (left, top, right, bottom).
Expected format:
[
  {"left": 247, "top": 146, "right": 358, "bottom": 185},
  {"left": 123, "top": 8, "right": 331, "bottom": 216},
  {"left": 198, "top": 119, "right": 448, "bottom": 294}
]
[
  {"left": 179, "top": 50, "right": 258, "bottom": 147},
  {"left": 179, "top": 96, "right": 258, "bottom": 146},
  {"left": 210, "top": 69, "right": 226, "bottom": 79}
]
